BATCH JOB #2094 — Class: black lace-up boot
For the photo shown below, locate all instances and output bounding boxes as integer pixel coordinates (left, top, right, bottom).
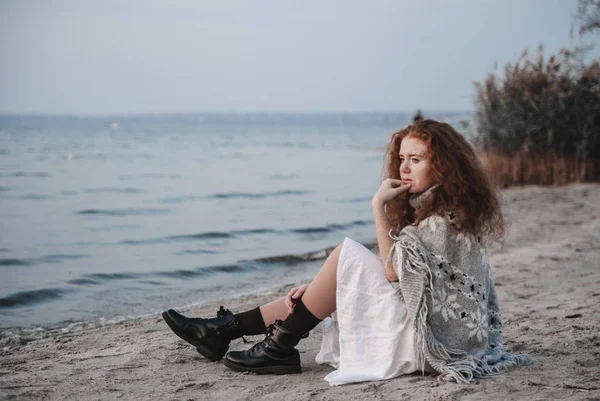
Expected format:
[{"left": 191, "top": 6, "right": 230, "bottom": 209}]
[
  {"left": 223, "top": 320, "right": 308, "bottom": 375},
  {"left": 162, "top": 306, "right": 243, "bottom": 361}
]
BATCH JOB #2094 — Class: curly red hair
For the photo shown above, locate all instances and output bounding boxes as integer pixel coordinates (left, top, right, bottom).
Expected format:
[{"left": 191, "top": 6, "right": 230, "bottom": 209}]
[{"left": 383, "top": 119, "right": 504, "bottom": 242}]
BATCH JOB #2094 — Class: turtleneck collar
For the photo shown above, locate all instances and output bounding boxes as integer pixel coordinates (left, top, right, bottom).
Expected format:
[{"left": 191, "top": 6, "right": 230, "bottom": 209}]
[{"left": 409, "top": 184, "right": 440, "bottom": 209}]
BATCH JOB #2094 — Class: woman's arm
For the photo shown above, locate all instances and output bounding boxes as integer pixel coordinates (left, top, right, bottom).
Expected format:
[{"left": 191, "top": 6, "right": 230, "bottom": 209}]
[{"left": 372, "top": 179, "right": 412, "bottom": 282}]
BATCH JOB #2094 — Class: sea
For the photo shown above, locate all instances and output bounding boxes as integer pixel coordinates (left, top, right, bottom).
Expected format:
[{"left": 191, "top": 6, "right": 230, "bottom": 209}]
[{"left": 0, "top": 112, "right": 469, "bottom": 346}]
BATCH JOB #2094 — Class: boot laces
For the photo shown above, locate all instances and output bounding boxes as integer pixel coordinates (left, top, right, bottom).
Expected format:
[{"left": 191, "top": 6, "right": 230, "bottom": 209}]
[
  {"left": 216, "top": 305, "right": 230, "bottom": 317},
  {"left": 245, "top": 323, "right": 277, "bottom": 353}
]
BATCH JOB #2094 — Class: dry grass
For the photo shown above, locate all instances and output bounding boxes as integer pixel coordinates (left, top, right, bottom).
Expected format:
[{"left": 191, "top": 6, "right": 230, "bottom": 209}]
[{"left": 480, "top": 150, "right": 600, "bottom": 188}]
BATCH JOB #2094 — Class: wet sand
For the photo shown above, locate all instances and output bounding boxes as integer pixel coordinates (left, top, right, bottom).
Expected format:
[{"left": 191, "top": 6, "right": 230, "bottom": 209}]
[{"left": 1, "top": 184, "right": 599, "bottom": 400}]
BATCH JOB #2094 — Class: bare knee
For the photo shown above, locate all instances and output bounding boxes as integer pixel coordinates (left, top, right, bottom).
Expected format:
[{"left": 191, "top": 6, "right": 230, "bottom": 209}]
[
  {"left": 325, "top": 242, "right": 344, "bottom": 268},
  {"left": 331, "top": 242, "right": 343, "bottom": 258}
]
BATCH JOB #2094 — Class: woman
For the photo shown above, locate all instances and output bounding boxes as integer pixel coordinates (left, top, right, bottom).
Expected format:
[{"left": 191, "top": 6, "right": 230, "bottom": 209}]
[{"left": 162, "top": 119, "right": 531, "bottom": 384}]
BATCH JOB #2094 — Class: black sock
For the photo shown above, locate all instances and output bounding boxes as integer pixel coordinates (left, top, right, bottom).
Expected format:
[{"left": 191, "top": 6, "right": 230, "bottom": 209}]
[
  {"left": 234, "top": 307, "right": 267, "bottom": 335},
  {"left": 281, "top": 299, "right": 322, "bottom": 335}
]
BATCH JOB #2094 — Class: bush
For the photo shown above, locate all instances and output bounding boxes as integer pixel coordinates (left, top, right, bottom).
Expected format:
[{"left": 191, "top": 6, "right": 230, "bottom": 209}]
[{"left": 472, "top": 44, "right": 600, "bottom": 187}]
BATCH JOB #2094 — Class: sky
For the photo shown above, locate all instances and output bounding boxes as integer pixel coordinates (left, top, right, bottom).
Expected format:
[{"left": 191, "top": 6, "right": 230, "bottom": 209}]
[{"left": 0, "top": 0, "right": 595, "bottom": 115}]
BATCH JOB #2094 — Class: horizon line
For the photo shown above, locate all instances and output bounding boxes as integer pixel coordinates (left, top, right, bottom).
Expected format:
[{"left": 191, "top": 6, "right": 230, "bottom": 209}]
[{"left": 0, "top": 109, "right": 473, "bottom": 118}]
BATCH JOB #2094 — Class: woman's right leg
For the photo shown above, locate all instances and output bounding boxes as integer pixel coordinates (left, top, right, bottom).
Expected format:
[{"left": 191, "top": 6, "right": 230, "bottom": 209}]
[
  {"left": 259, "top": 297, "right": 288, "bottom": 327},
  {"left": 258, "top": 241, "right": 342, "bottom": 326},
  {"left": 299, "top": 242, "right": 341, "bottom": 319}
]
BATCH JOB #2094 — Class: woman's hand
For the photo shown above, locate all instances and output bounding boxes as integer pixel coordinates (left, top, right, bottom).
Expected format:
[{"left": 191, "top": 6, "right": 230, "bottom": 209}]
[
  {"left": 285, "top": 284, "right": 309, "bottom": 314},
  {"left": 372, "top": 179, "right": 412, "bottom": 208}
]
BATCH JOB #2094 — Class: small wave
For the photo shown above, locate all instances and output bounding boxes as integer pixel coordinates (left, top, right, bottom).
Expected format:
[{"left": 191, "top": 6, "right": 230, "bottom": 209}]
[
  {"left": 170, "top": 228, "right": 276, "bottom": 239},
  {"left": 10, "top": 172, "right": 50, "bottom": 177},
  {"left": 0, "top": 288, "right": 72, "bottom": 309},
  {"left": 167, "top": 232, "right": 235, "bottom": 241},
  {"left": 1, "top": 254, "right": 88, "bottom": 267},
  {"left": 67, "top": 278, "right": 100, "bottom": 285},
  {"left": 0, "top": 149, "right": 7, "bottom": 155},
  {"left": 211, "top": 264, "right": 248, "bottom": 273},
  {"left": 85, "top": 273, "right": 142, "bottom": 280},
  {"left": 172, "top": 249, "right": 219, "bottom": 255},
  {"left": 77, "top": 208, "right": 169, "bottom": 217},
  {"left": 18, "top": 194, "right": 51, "bottom": 200},
  {"left": 68, "top": 272, "right": 143, "bottom": 285},
  {"left": 137, "top": 280, "right": 165, "bottom": 286},
  {"left": 342, "top": 219, "right": 371, "bottom": 227},
  {"left": 290, "top": 220, "right": 371, "bottom": 235},
  {"left": 211, "top": 192, "right": 266, "bottom": 199},
  {"left": 0, "top": 258, "right": 31, "bottom": 266},
  {"left": 0, "top": 254, "right": 88, "bottom": 266},
  {"left": 254, "top": 241, "right": 378, "bottom": 265},
  {"left": 273, "top": 190, "right": 312, "bottom": 196},
  {"left": 84, "top": 187, "right": 144, "bottom": 194},
  {"left": 121, "top": 238, "right": 167, "bottom": 245},
  {"left": 122, "top": 231, "right": 234, "bottom": 245},
  {"left": 0, "top": 186, "right": 15, "bottom": 192},
  {"left": 154, "top": 268, "right": 209, "bottom": 279},
  {"left": 234, "top": 228, "right": 277, "bottom": 235},
  {"left": 291, "top": 227, "right": 332, "bottom": 234},
  {"left": 154, "top": 263, "right": 248, "bottom": 279},
  {"left": 209, "top": 189, "right": 311, "bottom": 199},
  {"left": 255, "top": 248, "right": 333, "bottom": 264}
]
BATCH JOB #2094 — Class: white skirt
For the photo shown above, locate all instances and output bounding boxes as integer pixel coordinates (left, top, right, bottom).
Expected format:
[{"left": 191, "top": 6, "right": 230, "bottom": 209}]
[{"left": 315, "top": 237, "right": 425, "bottom": 385}]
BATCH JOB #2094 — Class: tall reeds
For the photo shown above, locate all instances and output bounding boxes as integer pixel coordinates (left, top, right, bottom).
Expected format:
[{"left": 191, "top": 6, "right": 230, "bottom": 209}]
[{"left": 472, "top": 45, "right": 600, "bottom": 187}]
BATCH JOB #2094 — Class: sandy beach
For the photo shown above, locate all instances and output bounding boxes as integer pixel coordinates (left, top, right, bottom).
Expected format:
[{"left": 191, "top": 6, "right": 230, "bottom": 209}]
[{"left": 1, "top": 183, "right": 599, "bottom": 401}]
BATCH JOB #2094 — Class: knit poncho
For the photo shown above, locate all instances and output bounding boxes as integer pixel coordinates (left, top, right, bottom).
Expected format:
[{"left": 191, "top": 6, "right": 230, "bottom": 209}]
[{"left": 388, "top": 189, "right": 532, "bottom": 383}]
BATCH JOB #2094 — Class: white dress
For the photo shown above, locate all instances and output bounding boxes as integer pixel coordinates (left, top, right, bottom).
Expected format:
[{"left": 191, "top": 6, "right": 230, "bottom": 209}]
[{"left": 315, "top": 237, "right": 426, "bottom": 385}]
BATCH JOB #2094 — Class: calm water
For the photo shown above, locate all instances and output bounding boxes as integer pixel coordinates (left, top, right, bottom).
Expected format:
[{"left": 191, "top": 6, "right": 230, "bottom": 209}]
[{"left": 0, "top": 113, "right": 468, "bottom": 341}]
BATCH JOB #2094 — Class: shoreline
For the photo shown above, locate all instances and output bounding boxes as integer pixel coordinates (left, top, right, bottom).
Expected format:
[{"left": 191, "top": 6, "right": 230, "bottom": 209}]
[
  {"left": 0, "top": 282, "right": 307, "bottom": 350},
  {"left": 1, "top": 183, "right": 600, "bottom": 400},
  {"left": 1, "top": 244, "right": 379, "bottom": 348}
]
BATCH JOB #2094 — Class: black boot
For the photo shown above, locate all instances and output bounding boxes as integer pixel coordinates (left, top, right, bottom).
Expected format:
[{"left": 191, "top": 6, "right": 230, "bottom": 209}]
[
  {"left": 162, "top": 306, "right": 242, "bottom": 362},
  {"left": 223, "top": 320, "right": 308, "bottom": 375}
]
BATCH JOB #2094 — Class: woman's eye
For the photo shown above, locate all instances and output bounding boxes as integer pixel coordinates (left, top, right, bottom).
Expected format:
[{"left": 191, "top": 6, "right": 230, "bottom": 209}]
[{"left": 412, "top": 158, "right": 419, "bottom": 163}]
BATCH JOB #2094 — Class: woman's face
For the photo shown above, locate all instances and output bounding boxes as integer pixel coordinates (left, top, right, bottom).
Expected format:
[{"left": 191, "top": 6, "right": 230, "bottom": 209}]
[{"left": 398, "top": 135, "right": 436, "bottom": 194}]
